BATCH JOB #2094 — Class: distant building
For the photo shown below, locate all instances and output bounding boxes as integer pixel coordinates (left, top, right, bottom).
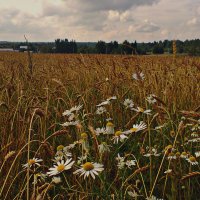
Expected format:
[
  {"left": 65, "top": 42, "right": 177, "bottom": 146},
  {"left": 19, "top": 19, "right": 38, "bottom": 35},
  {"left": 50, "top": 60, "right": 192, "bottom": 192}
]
[{"left": 20, "top": 46, "right": 28, "bottom": 50}]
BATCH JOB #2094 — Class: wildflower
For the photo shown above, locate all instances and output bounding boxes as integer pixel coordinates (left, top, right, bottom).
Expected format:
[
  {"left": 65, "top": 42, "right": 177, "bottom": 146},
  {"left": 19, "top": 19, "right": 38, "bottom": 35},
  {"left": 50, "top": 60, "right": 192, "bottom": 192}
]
[
  {"left": 195, "top": 151, "right": 200, "bottom": 158},
  {"left": 143, "top": 148, "right": 160, "bottom": 157},
  {"left": 57, "top": 145, "right": 64, "bottom": 151},
  {"left": 187, "top": 156, "right": 198, "bottom": 165},
  {"left": 106, "top": 122, "right": 114, "bottom": 134},
  {"left": 128, "top": 190, "right": 139, "bottom": 198},
  {"left": 62, "top": 105, "right": 83, "bottom": 116},
  {"left": 96, "top": 106, "right": 107, "bottom": 115},
  {"left": 164, "top": 169, "right": 172, "bottom": 174},
  {"left": 98, "top": 142, "right": 111, "bottom": 154},
  {"left": 125, "top": 160, "right": 136, "bottom": 168},
  {"left": 96, "top": 96, "right": 117, "bottom": 107},
  {"left": 146, "top": 94, "right": 157, "bottom": 104},
  {"left": 116, "top": 154, "right": 125, "bottom": 169},
  {"left": 95, "top": 127, "right": 106, "bottom": 136},
  {"left": 167, "top": 152, "right": 176, "bottom": 160},
  {"left": 191, "top": 132, "right": 198, "bottom": 137},
  {"left": 60, "top": 120, "right": 79, "bottom": 127},
  {"left": 77, "top": 154, "right": 88, "bottom": 165},
  {"left": 112, "top": 130, "right": 128, "bottom": 144},
  {"left": 132, "top": 107, "right": 151, "bottom": 115},
  {"left": 107, "top": 96, "right": 117, "bottom": 101},
  {"left": 123, "top": 99, "right": 134, "bottom": 109},
  {"left": 47, "top": 159, "right": 74, "bottom": 176},
  {"left": 55, "top": 146, "right": 72, "bottom": 162},
  {"left": 63, "top": 143, "right": 76, "bottom": 151},
  {"left": 187, "top": 138, "right": 200, "bottom": 143},
  {"left": 96, "top": 100, "right": 110, "bottom": 107},
  {"left": 73, "top": 162, "right": 104, "bottom": 179},
  {"left": 22, "top": 158, "right": 43, "bottom": 169},
  {"left": 52, "top": 176, "right": 62, "bottom": 184},
  {"left": 180, "top": 152, "right": 188, "bottom": 159},
  {"left": 130, "top": 121, "right": 147, "bottom": 133},
  {"left": 132, "top": 72, "right": 145, "bottom": 81}
]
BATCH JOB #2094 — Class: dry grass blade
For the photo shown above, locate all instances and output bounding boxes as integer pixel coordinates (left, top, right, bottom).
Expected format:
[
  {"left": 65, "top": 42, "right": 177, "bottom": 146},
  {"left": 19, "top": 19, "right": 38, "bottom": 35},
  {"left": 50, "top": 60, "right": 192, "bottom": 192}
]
[
  {"left": 181, "top": 172, "right": 200, "bottom": 181},
  {"left": 179, "top": 110, "right": 200, "bottom": 118}
]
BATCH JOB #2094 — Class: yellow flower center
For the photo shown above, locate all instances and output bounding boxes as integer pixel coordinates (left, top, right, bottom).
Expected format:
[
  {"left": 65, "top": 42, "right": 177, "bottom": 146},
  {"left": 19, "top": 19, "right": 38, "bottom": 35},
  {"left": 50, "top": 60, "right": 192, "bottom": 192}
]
[
  {"left": 130, "top": 127, "right": 138, "bottom": 132},
  {"left": 165, "top": 145, "right": 173, "bottom": 152},
  {"left": 106, "top": 122, "right": 114, "bottom": 127},
  {"left": 138, "top": 107, "right": 144, "bottom": 112},
  {"left": 81, "top": 132, "right": 88, "bottom": 139},
  {"left": 83, "top": 162, "right": 94, "bottom": 171},
  {"left": 176, "top": 152, "right": 180, "bottom": 157},
  {"left": 57, "top": 145, "right": 64, "bottom": 151},
  {"left": 181, "top": 152, "right": 187, "bottom": 156},
  {"left": 115, "top": 131, "right": 122, "bottom": 136},
  {"left": 168, "top": 152, "right": 174, "bottom": 157},
  {"left": 57, "top": 164, "right": 65, "bottom": 172},
  {"left": 28, "top": 159, "right": 36, "bottom": 165},
  {"left": 189, "top": 156, "right": 196, "bottom": 162}
]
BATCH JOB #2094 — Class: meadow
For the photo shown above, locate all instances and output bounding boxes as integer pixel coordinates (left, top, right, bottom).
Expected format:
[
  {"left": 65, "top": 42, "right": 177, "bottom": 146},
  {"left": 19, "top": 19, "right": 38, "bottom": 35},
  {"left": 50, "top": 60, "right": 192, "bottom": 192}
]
[{"left": 0, "top": 52, "right": 199, "bottom": 200}]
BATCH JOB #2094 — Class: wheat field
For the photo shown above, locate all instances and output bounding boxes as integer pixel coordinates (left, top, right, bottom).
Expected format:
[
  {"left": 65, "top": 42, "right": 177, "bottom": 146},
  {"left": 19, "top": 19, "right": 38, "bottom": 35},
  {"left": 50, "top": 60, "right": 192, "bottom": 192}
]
[{"left": 0, "top": 52, "right": 200, "bottom": 200}]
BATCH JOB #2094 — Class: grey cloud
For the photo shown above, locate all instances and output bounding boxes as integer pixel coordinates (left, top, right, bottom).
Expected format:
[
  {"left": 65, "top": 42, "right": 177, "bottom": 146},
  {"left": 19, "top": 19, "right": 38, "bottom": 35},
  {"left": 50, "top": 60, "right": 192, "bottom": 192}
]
[
  {"left": 66, "top": 0, "right": 159, "bottom": 12},
  {"left": 135, "top": 21, "right": 160, "bottom": 33}
]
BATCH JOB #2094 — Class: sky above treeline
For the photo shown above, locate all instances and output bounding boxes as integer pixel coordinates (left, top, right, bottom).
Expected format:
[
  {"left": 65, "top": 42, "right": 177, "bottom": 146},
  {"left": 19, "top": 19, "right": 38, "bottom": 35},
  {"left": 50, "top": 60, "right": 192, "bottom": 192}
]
[{"left": 0, "top": 0, "right": 200, "bottom": 42}]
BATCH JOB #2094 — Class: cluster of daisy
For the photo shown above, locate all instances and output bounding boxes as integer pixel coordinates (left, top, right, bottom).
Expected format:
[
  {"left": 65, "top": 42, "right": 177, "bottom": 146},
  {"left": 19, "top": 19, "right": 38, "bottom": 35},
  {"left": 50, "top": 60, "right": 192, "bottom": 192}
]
[
  {"left": 116, "top": 154, "right": 136, "bottom": 169},
  {"left": 21, "top": 93, "right": 200, "bottom": 199},
  {"left": 61, "top": 105, "right": 83, "bottom": 127}
]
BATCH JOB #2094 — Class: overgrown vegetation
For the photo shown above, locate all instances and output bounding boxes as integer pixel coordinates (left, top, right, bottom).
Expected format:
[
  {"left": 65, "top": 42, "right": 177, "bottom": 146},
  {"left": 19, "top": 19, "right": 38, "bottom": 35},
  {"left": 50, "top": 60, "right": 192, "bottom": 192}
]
[{"left": 0, "top": 53, "right": 199, "bottom": 199}]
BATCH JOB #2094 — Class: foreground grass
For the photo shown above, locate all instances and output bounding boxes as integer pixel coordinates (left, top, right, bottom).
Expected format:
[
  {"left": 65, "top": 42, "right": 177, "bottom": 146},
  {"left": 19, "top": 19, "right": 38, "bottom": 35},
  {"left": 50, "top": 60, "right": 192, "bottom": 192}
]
[{"left": 0, "top": 53, "right": 199, "bottom": 199}]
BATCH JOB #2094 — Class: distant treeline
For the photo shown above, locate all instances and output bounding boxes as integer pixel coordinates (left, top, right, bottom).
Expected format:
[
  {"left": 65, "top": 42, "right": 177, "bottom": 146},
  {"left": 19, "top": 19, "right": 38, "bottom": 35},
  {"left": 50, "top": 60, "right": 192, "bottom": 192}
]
[{"left": 1, "top": 39, "right": 200, "bottom": 55}]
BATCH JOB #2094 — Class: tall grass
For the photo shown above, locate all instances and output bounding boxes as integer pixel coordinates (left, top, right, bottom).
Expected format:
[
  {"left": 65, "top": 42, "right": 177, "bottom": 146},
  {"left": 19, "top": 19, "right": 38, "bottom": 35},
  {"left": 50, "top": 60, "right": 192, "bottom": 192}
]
[{"left": 0, "top": 52, "right": 199, "bottom": 199}]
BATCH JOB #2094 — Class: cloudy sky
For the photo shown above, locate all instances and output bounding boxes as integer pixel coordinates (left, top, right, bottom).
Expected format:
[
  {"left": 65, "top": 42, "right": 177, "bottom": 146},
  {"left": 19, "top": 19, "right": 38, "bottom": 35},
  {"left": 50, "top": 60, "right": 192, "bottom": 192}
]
[{"left": 0, "top": 0, "right": 200, "bottom": 42}]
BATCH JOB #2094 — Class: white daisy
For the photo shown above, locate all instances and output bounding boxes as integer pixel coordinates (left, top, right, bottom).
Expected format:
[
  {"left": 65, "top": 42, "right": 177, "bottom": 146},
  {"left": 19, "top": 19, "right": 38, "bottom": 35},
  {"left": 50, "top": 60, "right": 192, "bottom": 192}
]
[
  {"left": 187, "top": 156, "right": 198, "bottom": 165},
  {"left": 164, "top": 169, "right": 172, "bottom": 174},
  {"left": 68, "top": 113, "right": 75, "bottom": 121},
  {"left": 47, "top": 159, "right": 74, "bottom": 176},
  {"left": 123, "top": 99, "right": 134, "bottom": 109},
  {"left": 52, "top": 176, "right": 62, "bottom": 184},
  {"left": 22, "top": 158, "right": 43, "bottom": 169},
  {"left": 105, "top": 122, "right": 114, "bottom": 134},
  {"left": 62, "top": 105, "right": 83, "bottom": 116},
  {"left": 195, "top": 151, "right": 200, "bottom": 158},
  {"left": 77, "top": 154, "right": 88, "bottom": 165},
  {"left": 96, "top": 106, "right": 107, "bottom": 115},
  {"left": 70, "top": 105, "right": 83, "bottom": 112},
  {"left": 112, "top": 131, "right": 128, "bottom": 144},
  {"left": 125, "top": 160, "right": 136, "bottom": 168},
  {"left": 132, "top": 72, "right": 145, "bottom": 81},
  {"left": 146, "top": 94, "right": 157, "bottom": 104},
  {"left": 180, "top": 152, "right": 188, "bottom": 159},
  {"left": 107, "top": 96, "right": 117, "bottom": 101},
  {"left": 98, "top": 142, "right": 111, "bottom": 154},
  {"left": 60, "top": 120, "right": 79, "bottom": 127},
  {"left": 132, "top": 107, "right": 151, "bottom": 115},
  {"left": 95, "top": 127, "right": 106, "bottom": 136},
  {"left": 167, "top": 153, "right": 177, "bottom": 160},
  {"left": 130, "top": 121, "right": 147, "bottom": 133},
  {"left": 116, "top": 154, "right": 126, "bottom": 169},
  {"left": 96, "top": 100, "right": 110, "bottom": 107},
  {"left": 73, "top": 162, "right": 104, "bottom": 179}
]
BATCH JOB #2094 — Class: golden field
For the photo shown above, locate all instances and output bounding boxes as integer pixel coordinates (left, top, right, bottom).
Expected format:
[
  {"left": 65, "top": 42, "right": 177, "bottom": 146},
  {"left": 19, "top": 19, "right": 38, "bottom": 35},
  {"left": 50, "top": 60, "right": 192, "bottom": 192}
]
[{"left": 0, "top": 52, "right": 200, "bottom": 200}]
